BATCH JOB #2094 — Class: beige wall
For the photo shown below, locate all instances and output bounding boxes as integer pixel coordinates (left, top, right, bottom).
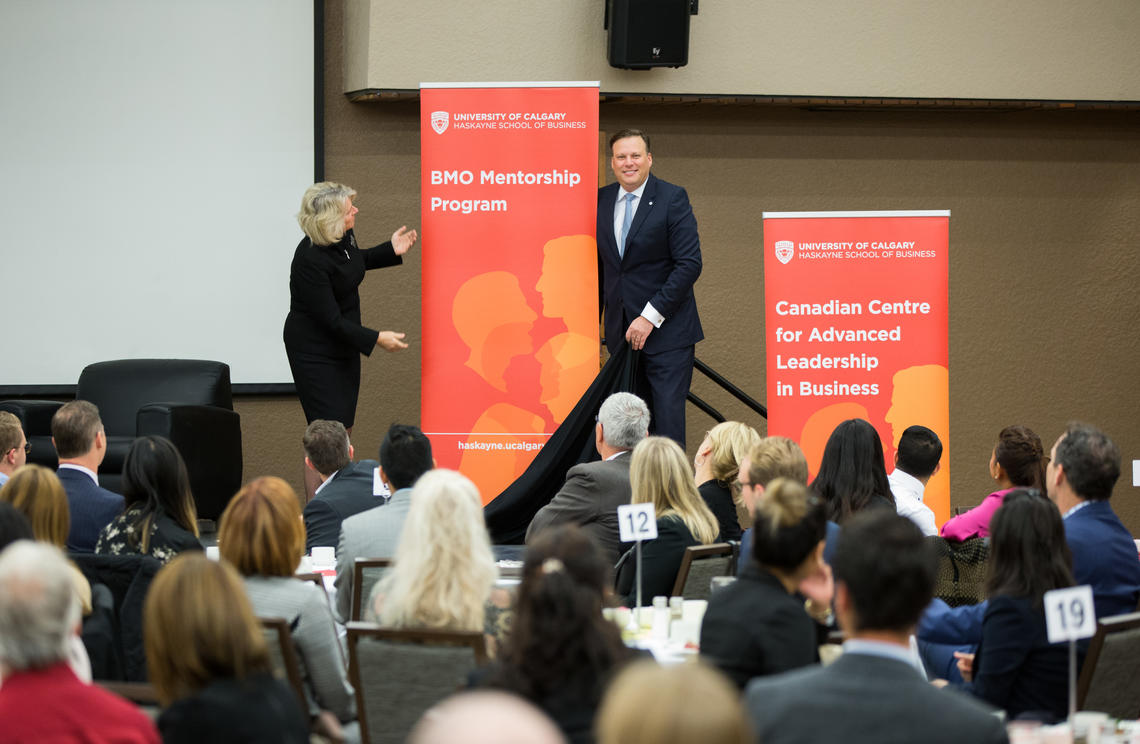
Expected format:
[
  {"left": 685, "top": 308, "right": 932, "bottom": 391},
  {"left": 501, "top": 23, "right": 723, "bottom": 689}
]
[
  {"left": 345, "top": 0, "right": 1140, "bottom": 101},
  {"left": 241, "top": 1, "right": 1140, "bottom": 535}
]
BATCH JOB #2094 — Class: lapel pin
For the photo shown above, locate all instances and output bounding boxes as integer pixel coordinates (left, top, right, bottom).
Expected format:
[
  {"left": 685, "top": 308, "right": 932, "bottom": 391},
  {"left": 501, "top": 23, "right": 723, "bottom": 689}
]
[{"left": 648, "top": 201, "right": 653, "bottom": 206}]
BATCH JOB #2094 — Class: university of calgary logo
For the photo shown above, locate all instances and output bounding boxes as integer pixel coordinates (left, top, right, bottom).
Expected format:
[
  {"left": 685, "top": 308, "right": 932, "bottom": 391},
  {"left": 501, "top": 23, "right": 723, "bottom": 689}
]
[
  {"left": 775, "top": 240, "right": 794, "bottom": 265},
  {"left": 430, "top": 111, "right": 449, "bottom": 134}
]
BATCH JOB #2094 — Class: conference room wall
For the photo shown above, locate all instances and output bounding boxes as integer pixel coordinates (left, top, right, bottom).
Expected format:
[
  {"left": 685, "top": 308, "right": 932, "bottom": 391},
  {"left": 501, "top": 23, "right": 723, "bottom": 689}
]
[
  {"left": 343, "top": 0, "right": 1140, "bottom": 102},
  {"left": 239, "top": 1, "right": 1140, "bottom": 533}
]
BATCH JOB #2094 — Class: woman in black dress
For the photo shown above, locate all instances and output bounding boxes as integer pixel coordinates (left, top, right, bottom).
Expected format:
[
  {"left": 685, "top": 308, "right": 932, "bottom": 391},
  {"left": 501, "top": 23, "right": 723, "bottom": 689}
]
[{"left": 284, "top": 181, "right": 417, "bottom": 430}]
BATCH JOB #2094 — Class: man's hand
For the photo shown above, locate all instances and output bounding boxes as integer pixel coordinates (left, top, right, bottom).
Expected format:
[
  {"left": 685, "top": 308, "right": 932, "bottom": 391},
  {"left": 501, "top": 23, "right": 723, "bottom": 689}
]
[
  {"left": 799, "top": 561, "right": 834, "bottom": 612},
  {"left": 376, "top": 331, "right": 408, "bottom": 351},
  {"left": 625, "top": 316, "right": 654, "bottom": 351},
  {"left": 953, "top": 651, "right": 975, "bottom": 682}
]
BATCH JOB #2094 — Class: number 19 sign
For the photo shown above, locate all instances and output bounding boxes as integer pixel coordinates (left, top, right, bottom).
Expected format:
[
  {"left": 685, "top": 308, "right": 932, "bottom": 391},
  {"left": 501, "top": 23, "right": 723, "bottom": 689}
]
[{"left": 1045, "top": 585, "right": 1096, "bottom": 643}]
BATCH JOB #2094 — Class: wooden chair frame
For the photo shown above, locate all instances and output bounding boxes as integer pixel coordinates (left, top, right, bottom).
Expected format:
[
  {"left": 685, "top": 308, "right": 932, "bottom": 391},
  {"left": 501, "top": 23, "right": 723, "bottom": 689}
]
[
  {"left": 351, "top": 558, "right": 392, "bottom": 622},
  {"left": 258, "top": 616, "right": 308, "bottom": 711},
  {"left": 346, "top": 622, "right": 488, "bottom": 744},
  {"left": 671, "top": 542, "right": 735, "bottom": 597},
  {"left": 1076, "top": 610, "right": 1140, "bottom": 712}
]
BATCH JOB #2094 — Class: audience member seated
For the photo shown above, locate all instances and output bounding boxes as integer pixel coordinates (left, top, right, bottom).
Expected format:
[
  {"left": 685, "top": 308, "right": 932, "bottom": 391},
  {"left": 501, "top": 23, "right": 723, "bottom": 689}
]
[
  {"left": 527, "top": 393, "right": 650, "bottom": 566},
  {"left": 920, "top": 423, "right": 1140, "bottom": 680},
  {"left": 219, "top": 476, "right": 357, "bottom": 739},
  {"left": 0, "top": 541, "right": 159, "bottom": 743},
  {"left": 736, "top": 437, "right": 840, "bottom": 573},
  {"left": 301, "top": 419, "right": 383, "bottom": 553},
  {"left": 409, "top": 690, "right": 568, "bottom": 744},
  {"left": 810, "top": 419, "right": 895, "bottom": 525},
  {"left": 335, "top": 423, "right": 434, "bottom": 622},
  {"left": 144, "top": 553, "right": 309, "bottom": 744},
  {"left": 0, "top": 502, "right": 33, "bottom": 550},
  {"left": 745, "top": 511, "right": 1007, "bottom": 744},
  {"left": 692, "top": 421, "right": 760, "bottom": 543},
  {"left": 614, "top": 437, "right": 719, "bottom": 606},
  {"left": 95, "top": 436, "right": 202, "bottom": 564},
  {"left": 701, "top": 478, "right": 831, "bottom": 688},
  {"left": 938, "top": 489, "right": 1072, "bottom": 721},
  {"left": 940, "top": 424, "right": 1045, "bottom": 540},
  {"left": 368, "top": 469, "right": 509, "bottom": 655},
  {"left": 0, "top": 411, "right": 27, "bottom": 487},
  {"left": 1, "top": 464, "right": 92, "bottom": 615},
  {"left": 597, "top": 660, "right": 752, "bottom": 744},
  {"left": 480, "top": 525, "right": 634, "bottom": 744},
  {"left": 51, "top": 400, "right": 124, "bottom": 552},
  {"left": 887, "top": 425, "right": 942, "bottom": 536}
]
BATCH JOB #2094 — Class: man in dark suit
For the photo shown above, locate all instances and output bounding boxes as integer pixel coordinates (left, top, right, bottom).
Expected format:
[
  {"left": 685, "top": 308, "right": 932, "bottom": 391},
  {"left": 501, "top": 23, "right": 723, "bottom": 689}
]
[
  {"left": 525, "top": 392, "right": 650, "bottom": 565},
  {"left": 745, "top": 511, "right": 1007, "bottom": 744},
  {"left": 918, "top": 422, "right": 1140, "bottom": 680},
  {"left": 51, "top": 400, "right": 124, "bottom": 553},
  {"left": 597, "top": 129, "right": 702, "bottom": 447},
  {"left": 301, "top": 419, "right": 383, "bottom": 552}
]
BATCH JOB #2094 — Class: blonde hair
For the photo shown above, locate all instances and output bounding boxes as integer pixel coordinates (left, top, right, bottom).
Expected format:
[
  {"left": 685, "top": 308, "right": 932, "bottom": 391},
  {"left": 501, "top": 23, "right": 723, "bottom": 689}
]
[
  {"left": 706, "top": 421, "right": 761, "bottom": 501},
  {"left": 597, "top": 660, "right": 752, "bottom": 744},
  {"left": 144, "top": 553, "right": 269, "bottom": 706},
  {"left": 746, "top": 436, "right": 809, "bottom": 489},
  {"left": 631, "top": 437, "right": 719, "bottom": 545},
  {"left": 374, "top": 470, "right": 496, "bottom": 631},
  {"left": 0, "top": 465, "right": 70, "bottom": 547},
  {"left": 218, "top": 477, "right": 305, "bottom": 578},
  {"left": 297, "top": 181, "right": 356, "bottom": 246}
]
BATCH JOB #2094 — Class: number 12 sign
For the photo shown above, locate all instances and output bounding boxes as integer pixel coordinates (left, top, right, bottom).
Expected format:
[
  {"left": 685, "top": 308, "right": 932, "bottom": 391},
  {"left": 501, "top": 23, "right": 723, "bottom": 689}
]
[
  {"left": 618, "top": 503, "right": 658, "bottom": 543},
  {"left": 1044, "top": 585, "right": 1096, "bottom": 643}
]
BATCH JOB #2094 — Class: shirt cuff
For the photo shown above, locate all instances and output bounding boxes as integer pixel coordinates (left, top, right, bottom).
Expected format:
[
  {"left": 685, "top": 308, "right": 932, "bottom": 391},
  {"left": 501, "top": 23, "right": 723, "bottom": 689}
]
[{"left": 641, "top": 302, "right": 665, "bottom": 328}]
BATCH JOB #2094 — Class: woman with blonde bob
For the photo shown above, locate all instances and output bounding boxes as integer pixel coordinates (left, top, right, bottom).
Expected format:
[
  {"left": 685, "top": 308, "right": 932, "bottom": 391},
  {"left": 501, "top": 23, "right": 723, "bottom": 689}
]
[
  {"left": 144, "top": 553, "right": 308, "bottom": 743},
  {"left": 597, "top": 660, "right": 752, "bottom": 744},
  {"left": 0, "top": 464, "right": 91, "bottom": 614},
  {"left": 218, "top": 476, "right": 356, "bottom": 738},
  {"left": 693, "top": 421, "right": 761, "bottom": 541},
  {"left": 615, "top": 436, "right": 720, "bottom": 605},
  {"left": 368, "top": 469, "right": 504, "bottom": 651}
]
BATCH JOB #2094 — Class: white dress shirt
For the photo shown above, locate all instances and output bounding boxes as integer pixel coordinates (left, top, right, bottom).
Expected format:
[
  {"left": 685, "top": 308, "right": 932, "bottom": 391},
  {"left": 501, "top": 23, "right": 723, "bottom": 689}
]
[
  {"left": 888, "top": 469, "right": 938, "bottom": 536},
  {"left": 612, "top": 182, "right": 664, "bottom": 328}
]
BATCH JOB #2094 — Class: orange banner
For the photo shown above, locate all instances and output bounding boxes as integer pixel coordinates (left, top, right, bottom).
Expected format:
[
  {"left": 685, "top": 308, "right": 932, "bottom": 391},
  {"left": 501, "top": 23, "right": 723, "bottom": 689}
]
[
  {"left": 762, "top": 211, "right": 950, "bottom": 523},
  {"left": 420, "top": 83, "right": 600, "bottom": 504}
]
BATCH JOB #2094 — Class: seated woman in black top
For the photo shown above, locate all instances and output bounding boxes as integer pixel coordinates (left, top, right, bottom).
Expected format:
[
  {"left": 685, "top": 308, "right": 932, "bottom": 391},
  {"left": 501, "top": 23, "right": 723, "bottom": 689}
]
[
  {"left": 948, "top": 489, "right": 1074, "bottom": 722},
  {"left": 810, "top": 419, "right": 895, "bottom": 525},
  {"left": 615, "top": 437, "right": 720, "bottom": 606},
  {"left": 700, "top": 478, "right": 831, "bottom": 688},
  {"left": 95, "top": 436, "right": 201, "bottom": 564},
  {"left": 482, "top": 525, "right": 633, "bottom": 744},
  {"left": 144, "top": 553, "right": 309, "bottom": 744},
  {"left": 693, "top": 421, "right": 760, "bottom": 542}
]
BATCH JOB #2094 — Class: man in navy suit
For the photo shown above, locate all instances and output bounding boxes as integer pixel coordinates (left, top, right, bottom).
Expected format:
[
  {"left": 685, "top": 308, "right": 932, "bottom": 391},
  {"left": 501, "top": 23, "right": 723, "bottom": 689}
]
[
  {"left": 597, "top": 129, "right": 702, "bottom": 447},
  {"left": 51, "top": 400, "right": 124, "bottom": 552},
  {"left": 919, "top": 422, "right": 1140, "bottom": 679},
  {"left": 301, "top": 419, "right": 383, "bottom": 552}
]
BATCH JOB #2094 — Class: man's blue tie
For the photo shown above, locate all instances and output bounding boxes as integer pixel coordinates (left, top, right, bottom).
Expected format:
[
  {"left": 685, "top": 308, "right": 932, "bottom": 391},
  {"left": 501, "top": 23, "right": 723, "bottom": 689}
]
[{"left": 619, "top": 192, "right": 636, "bottom": 258}]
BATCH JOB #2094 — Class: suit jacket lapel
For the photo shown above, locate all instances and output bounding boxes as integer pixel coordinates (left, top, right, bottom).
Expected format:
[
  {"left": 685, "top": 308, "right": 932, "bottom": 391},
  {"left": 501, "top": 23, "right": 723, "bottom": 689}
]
[{"left": 622, "top": 174, "right": 657, "bottom": 262}]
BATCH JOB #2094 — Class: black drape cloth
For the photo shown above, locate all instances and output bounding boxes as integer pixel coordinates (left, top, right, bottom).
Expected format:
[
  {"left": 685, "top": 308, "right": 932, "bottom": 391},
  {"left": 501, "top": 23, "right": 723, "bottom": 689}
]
[{"left": 484, "top": 344, "right": 637, "bottom": 544}]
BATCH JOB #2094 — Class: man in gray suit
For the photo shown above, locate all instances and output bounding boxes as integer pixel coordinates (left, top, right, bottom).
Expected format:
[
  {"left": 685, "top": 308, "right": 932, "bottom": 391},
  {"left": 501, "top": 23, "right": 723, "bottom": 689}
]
[
  {"left": 525, "top": 392, "right": 650, "bottom": 566},
  {"left": 301, "top": 419, "right": 383, "bottom": 552},
  {"left": 745, "top": 511, "right": 1007, "bottom": 744},
  {"left": 333, "top": 424, "right": 433, "bottom": 622}
]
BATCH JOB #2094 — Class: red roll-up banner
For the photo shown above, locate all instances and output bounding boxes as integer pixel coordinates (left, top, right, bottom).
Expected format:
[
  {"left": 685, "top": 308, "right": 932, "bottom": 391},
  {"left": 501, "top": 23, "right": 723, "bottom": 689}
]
[
  {"left": 420, "top": 82, "right": 600, "bottom": 504},
  {"left": 762, "top": 211, "right": 951, "bottom": 524}
]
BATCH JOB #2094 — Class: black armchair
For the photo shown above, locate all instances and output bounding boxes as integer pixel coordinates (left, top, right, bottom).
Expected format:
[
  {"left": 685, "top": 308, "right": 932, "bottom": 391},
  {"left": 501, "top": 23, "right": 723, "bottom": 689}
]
[{"left": 1, "top": 359, "right": 243, "bottom": 520}]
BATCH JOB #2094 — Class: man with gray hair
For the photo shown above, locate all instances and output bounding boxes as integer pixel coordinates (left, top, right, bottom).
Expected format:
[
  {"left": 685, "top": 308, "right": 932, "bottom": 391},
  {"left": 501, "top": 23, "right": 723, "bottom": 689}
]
[
  {"left": 0, "top": 541, "right": 159, "bottom": 741},
  {"left": 526, "top": 392, "right": 650, "bottom": 565}
]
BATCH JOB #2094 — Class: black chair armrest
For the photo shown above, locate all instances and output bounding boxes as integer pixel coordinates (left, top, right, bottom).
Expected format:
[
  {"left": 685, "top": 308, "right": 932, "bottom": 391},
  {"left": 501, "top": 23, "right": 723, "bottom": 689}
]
[
  {"left": 137, "top": 403, "right": 242, "bottom": 521},
  {"left": 0, "top": 400, "right": 65, "bottom": 466},
  {"left": 0, "top": 399, "right": 64, "bottom": 433}
]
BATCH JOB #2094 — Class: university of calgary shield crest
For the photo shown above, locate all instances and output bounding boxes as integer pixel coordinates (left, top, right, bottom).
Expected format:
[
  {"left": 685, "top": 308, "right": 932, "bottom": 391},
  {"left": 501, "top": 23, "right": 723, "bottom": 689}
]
[
  {"left": 430, "top": 111, "right": 449, "bottom": 134},
  {"left": 775, "top": 240, "right": 794, "bottom": 265}
]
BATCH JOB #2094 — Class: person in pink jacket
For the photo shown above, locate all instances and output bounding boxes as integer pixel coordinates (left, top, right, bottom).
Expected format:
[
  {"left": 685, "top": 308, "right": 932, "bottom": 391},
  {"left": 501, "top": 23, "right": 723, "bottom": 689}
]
[{"left": 940, "top": 425, "right": 1047, "bottom": 541}]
